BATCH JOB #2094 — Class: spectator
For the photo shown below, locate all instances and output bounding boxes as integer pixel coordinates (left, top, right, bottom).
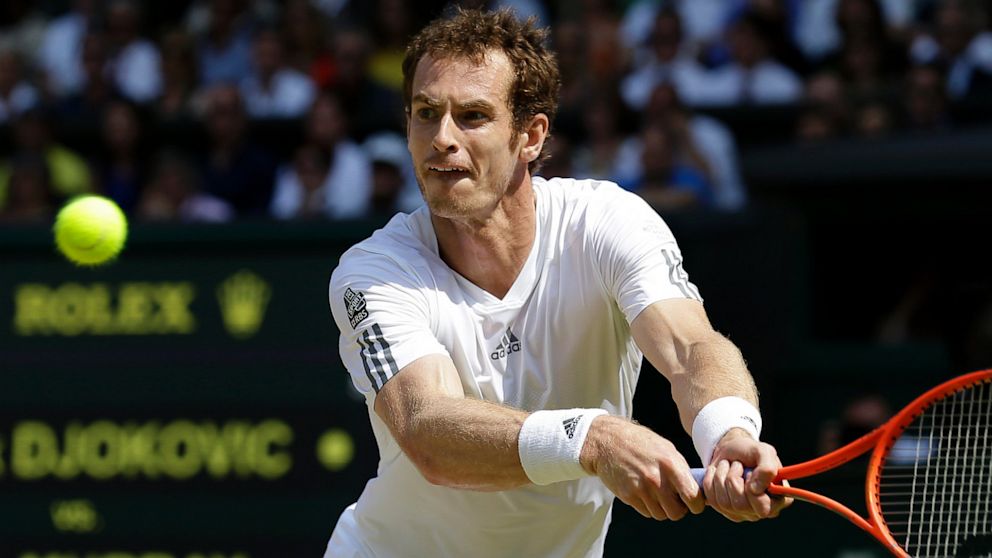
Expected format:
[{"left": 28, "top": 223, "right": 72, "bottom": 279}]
[
  {"left": 39, "top": 0, "right": 98, "bottom": 98},
  {"left": 572, "top": 93, "right": 631, "bottom": 183},
  {"left": 58, "top": 32, "right": 117, "bottom": 127},
  {"left": 105, "top": 0, "right": 163, "bottom": 104},
  {"left": 0, "top": 108, "right": 92, "bottom": 203},
  {"left": 367, "top": 0, "right": 412, "bottom": 92},
  {"left": 195, "top": 0, "right": 254, "bottom": 87},
  {"left": 0, "top": 153, "right": 57, "bottom": 224},
  {"left": 270, "top": 143, "right": 331, "bottom": 219},
  {"left": 281, "top": 0, "right": 336, "bottom": 88},
  {"left": 94, "top": 100, "right": 148, "bottom": 213},
  {"left": 0, "top": 0, "right": 46, "bottom": 62},
  {"left": 642, "top": 82, "right": 748, "bottom": 211},
  {"left": 903, "top": 64, "right": 951, "bottom": 132},
  {"left": 793, "top": 0, "right": 915, "bottom": 62},
  {"left": 621, "top": 122, "right": 714, "bottom": 211},
  {"left": 198, "top": 84, "right": 277, "bottom": 215},
  {"left": 621, "top": 0, "right": 738, "bottom": 54},
  {"left": 578, "top": 0, "right": 628, "bottom": 88},
  {"left": 329, "top": 28, "right": 404, "bottom": 140},
  {"left": 911, "top": 0, "right": 992, "bottom": 99},
  {"left": 852, "top": 97, "right": 896, "bottom": 138},
  {"left": 620, "top": 7, "right": 710, "bottom": 111},
  {"left": 804, "top": 70, "right": 851, "bottom": 132},
  {"left": 270, "top": 93, "right": 372, "bottom": 219},
  {"left": 818, "top": 0, "right": 908, "bottom": 98},
  {"left": 157, "top": 29, "right": 200, "bottom": 120},
  {"left": 836, "top": 35, "right": 892, "bottom": 98},
  {"left": 795, "top": 105, "right": 841, "bottom": 142},
  {"left": 0, "top": 49, "right": 39, "bottom": 123},
  {"left": 691, "top": 12, "right": 803, "bottom": 106},
  {"left": 137, "top": 150, "right": 233, "bottom": 222},
  {"left": 737, "top": 0, "right": 809, "bottom": 75},
  {"left": 363, "top": 131, "right": 422, "bottom": 216},
  {"left": 240, "top": 27, "right": 316, "bottom": 118}
]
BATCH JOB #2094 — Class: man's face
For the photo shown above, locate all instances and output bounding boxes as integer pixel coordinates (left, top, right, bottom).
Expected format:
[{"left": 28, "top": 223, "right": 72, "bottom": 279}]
[{"left": 407, "top": 51, "right": 526, "bottom": 220}]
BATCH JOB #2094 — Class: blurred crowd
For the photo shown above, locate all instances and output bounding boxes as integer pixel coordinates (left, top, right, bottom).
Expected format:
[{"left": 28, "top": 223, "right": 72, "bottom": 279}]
[{"left": 1, "top": 0, "right": 990, "bottom": 224}]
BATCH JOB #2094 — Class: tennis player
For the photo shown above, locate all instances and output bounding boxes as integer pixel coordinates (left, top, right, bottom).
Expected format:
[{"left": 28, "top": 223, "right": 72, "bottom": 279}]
[{"left": 325, "top": 8, "right": 788, "bottom": 557}]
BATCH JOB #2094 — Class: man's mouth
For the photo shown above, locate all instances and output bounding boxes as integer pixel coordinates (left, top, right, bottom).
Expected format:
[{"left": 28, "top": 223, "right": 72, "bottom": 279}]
[{"left": 428, "top": 164, "right": 471, "bottom": 174}]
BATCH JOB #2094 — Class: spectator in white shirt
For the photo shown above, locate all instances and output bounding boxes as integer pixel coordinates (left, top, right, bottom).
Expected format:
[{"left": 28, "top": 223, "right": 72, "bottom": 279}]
[
  {"left": 241, "top": 27, "right": 317, "bottom": 119},
  {"left": 105, "top": 0, "right": 163, "bottom": 104},
  {"left": 621, "top": 7, "right": 710, "bottom": 111},
  {"left": 194, "top": 0, "right": 254, "bottom": 87},
  {"left": 39, "top": 0, "right": 98, "bottom": 98},
  {"left": 690, "top": 12, "right": 803, "bottom": 107},
  {"left": 270, "top": 93, "right": 372, "bottom": 219},
  {"left": 910, "top": 0, "right": 992, "bottom": 99}
]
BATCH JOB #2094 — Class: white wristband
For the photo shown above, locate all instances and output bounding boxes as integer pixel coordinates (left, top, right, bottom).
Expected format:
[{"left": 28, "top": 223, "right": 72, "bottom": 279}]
[
  {"left": 691, "top": 396, "right": 762, "bottom": 467},
  {"left": 517, "top": 408, "right": 608, "bottom": 486}
]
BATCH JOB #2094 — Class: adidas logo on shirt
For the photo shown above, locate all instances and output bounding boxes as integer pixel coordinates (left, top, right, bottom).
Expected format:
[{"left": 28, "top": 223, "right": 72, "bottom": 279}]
[{"left": 489, "top": 328, "right": 521, "bottom": 360}]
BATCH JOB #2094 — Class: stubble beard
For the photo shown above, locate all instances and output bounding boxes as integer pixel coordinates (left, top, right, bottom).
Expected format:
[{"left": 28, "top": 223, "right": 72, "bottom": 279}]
[{"left": 417, "top": 170, "right": 512, "bottom": 221}]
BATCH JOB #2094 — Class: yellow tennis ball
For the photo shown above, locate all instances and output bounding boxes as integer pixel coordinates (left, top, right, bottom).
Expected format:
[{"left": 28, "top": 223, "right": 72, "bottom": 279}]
[{"left": 53, "top": 195, "right": 128, "bottom": 266}]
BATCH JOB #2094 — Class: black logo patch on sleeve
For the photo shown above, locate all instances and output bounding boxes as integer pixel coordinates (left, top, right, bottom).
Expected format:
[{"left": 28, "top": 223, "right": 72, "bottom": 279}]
[{"left": 344, "top": 287, "right": 369, "bottom": 329}]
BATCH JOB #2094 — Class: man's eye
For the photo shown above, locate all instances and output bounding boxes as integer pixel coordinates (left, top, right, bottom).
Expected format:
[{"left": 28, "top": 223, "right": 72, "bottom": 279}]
[
  {"left": 417, "top": 108, "right": 437, "bottom": 120},
  {"left": 464, "top": 111, "right": 488, "bottom": 122}
]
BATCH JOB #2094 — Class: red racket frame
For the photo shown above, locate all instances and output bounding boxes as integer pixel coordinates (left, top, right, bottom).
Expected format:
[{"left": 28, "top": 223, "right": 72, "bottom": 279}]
[{"left": 766, "top": 369, "right": 992, "bottom": 558}]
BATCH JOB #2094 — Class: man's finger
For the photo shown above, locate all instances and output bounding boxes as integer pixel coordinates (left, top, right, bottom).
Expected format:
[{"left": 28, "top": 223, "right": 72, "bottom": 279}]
[
  {"left": 744, "top": 470, "right": 773, "bottom": 518},
  {"left": 642, "top": 493, "right": 670, "bottom": 521},
  {"left": 656, "top": 484, "right": 689, "bottom": 521},
  {"left": 675, "top": 468, "right": 705, "bottom": 514},
  {"left": 725, "top": 461, "right": 751, "bottom": 516},
  {"left": 748, "top": 444, "right": 780, "bottom": 495},
  {"left": 710, "top": 460, "right": 733, "bottom": 513}
]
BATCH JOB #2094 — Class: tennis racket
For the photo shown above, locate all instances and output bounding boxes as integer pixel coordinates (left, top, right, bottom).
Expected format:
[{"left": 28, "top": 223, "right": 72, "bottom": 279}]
[{"left": 690, "top": 369, "right": 992, "bottom": 558}]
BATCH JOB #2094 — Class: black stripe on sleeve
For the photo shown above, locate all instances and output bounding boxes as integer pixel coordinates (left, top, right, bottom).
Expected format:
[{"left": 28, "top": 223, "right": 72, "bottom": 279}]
[
  {"left": 361, "top": 329, "right": 390, "bottom": 387},
  {"left": 355, "top": 334, "right": 382, "bottom": 393},
  {"left": 371, "top": 323, "right": 400, "bottom": 376}
]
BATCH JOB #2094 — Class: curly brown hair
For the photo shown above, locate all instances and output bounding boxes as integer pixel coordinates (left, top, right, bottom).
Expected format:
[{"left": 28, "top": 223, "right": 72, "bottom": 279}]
[{"left": 402, "top": 8, "right": 560, "bottom": 173}]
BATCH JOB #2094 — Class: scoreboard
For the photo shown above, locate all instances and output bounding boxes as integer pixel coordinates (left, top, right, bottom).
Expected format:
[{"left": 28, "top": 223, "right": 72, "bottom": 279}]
[{"left": 0, "top": 222, "right": 379, "bottom": 558}]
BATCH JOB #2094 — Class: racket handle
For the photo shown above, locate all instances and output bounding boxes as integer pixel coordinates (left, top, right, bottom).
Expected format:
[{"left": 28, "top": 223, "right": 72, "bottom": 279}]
[{"left": 689, "top": 467, "right": 754, "bottom": 486}]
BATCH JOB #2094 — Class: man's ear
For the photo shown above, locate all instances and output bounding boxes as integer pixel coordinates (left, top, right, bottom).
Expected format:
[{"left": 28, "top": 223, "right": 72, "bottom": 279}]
[{"left": 519, "top": 113, "right": 550, "bottom": 164}]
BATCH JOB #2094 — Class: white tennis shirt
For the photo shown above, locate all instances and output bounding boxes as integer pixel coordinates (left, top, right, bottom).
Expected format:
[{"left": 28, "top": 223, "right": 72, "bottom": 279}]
[{"left": 327, "top": 176, "right": 701, "bottom": 557}]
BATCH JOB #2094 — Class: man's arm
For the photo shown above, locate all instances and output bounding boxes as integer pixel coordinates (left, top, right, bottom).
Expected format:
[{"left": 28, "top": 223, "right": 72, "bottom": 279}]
[
  {"left": 373, "top": 353, "right": 531, "bottom": 490},
  {"left": 374, "top": 353, "right": 706, "bottom": 520},
  {"left": 628, "top": 297, "right": 789, "bottom": 521}
]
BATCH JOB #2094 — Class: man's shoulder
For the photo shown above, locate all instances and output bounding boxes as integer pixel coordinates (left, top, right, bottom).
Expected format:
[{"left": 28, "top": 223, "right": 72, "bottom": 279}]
[
  {"left": 536, "top": 175, "right": 642, "bottom": 220},
  {"left": 535, "top": 175, "right": 630, "bottom": 206},
  {"left": 331, "top": 209, "right": 432, "bottom": 287}
]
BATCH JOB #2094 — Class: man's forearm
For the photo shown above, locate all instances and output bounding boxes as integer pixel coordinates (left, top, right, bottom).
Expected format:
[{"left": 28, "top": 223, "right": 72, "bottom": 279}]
[
  {"left": 669, "top": 333, "right": 759, "bottom": 434},
  {"left": 392, "top": 395, "right": 532, "bottom": 490}
]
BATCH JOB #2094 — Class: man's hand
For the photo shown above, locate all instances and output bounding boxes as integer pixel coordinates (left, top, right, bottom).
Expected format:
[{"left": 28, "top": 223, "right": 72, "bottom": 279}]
[
  {"left": 580, "top": 416, "right": 705, "bottom": 521},
  {"left": 702, "top": 428, "right": 792, "bottom": 522}
]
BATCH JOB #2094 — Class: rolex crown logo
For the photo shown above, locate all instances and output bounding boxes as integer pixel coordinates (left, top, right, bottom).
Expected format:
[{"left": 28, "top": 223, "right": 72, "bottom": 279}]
[{"left": 217, "top": 270, "right": 271, "bottom": 339}]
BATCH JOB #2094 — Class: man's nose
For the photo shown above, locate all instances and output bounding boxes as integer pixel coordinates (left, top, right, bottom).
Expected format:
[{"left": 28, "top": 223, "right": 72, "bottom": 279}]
[{"left": 432, "top": 113, "right": 459, "bottom": 153}]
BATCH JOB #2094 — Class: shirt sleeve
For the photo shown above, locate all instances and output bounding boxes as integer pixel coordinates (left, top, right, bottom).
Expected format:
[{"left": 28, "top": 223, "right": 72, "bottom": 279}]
[
  {"left": 329, "top": 251, "right": 449, "bottom": 403},
  {"left": 589, "top": 183, "right": 703, "bottom": 324}
]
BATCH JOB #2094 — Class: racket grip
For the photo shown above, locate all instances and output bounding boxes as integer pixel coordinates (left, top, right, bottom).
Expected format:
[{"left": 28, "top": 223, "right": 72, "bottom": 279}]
[{"left": 689, "top": 467, "right": 754, "bottom": 486}]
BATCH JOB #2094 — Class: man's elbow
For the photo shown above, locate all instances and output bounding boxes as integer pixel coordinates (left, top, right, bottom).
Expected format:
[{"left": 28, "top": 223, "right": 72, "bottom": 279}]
[
  {"left": 409, "top": 448, "right": 451, "bottom": 486},
  {"left": 395, "top": 433, "right": 455, "bottom": 486}
]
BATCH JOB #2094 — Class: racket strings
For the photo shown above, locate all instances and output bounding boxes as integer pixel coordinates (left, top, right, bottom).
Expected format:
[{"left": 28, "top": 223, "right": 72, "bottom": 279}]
[{"left": 877, "top": 379, "right": 992, "bottom": 558}]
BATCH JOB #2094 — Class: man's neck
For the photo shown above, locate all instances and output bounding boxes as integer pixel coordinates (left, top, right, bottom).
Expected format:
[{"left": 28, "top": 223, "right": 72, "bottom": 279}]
[{"left": 431, "top": 179, "right": 536, "bottom": 300}]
